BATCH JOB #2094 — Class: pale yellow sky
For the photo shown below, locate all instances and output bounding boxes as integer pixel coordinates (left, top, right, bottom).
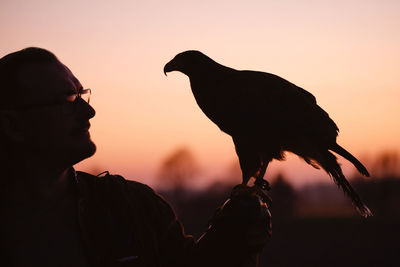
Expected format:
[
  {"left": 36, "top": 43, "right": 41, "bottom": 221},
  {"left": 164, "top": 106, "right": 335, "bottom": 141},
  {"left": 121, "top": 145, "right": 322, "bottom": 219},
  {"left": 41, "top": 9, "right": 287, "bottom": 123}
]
[{"left": 1, "top": 0, "right": 399, "bottom": 188}]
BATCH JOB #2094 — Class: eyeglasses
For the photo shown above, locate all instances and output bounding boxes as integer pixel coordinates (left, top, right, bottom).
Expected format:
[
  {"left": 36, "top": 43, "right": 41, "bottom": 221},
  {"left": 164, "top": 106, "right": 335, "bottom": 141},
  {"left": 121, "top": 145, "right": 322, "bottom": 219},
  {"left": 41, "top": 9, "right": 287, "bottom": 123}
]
[
  {"left": 66, "top": 88, "right": 91, "bottom": 105},
  {"left": 0, "top": 88, "right": 91, "bottom": 115},
  {"left": 62, "top": 88, "right": 91, "bottom": 114}
]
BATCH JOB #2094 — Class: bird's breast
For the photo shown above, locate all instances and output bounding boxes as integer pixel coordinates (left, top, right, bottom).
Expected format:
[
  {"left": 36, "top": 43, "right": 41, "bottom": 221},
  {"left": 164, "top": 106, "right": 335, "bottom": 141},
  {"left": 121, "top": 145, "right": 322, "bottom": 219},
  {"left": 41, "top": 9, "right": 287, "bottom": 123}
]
[{"left": 190, "top": 82, "right": 235, "bottom": 134}]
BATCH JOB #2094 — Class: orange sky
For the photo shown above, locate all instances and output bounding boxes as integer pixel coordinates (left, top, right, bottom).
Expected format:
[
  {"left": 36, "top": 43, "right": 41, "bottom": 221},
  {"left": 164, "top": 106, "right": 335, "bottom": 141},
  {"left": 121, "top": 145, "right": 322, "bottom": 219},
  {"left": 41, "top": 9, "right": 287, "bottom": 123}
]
[{"left": 1, "top": 0, "right": 399, "bottom": 188}]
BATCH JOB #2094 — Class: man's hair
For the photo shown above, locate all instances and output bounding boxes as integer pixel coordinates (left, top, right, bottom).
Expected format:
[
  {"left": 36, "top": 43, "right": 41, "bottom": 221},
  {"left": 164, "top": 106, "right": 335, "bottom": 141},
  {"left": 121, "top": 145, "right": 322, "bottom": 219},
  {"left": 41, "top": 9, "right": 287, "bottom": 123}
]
[{"left": 0, "top": 47, "right": 59, "bottom": 108}]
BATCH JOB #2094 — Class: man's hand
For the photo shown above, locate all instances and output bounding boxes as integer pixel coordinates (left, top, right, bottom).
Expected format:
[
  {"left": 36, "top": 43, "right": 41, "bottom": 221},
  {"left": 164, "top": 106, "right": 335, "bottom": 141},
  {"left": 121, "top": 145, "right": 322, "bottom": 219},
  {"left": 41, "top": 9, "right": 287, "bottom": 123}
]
[
  {"left": 206, "top": 184, "right": 272, "bottom": 252},
  {"left": 195, "top": 184, "right": 271, "bottom": 267}
]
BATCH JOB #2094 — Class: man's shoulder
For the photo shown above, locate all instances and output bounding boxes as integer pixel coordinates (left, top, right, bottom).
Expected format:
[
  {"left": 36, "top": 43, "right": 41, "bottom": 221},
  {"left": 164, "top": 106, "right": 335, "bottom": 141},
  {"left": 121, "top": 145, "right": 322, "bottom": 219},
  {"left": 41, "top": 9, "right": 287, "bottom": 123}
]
[
  {"left": 75, "top": 170, "right": 174, "bottom": 218},
  {"left": 73, "top": 171, "right": 180, "bottom": 264},
  {"left": 75, "top": 170, "right": 155, "bottom": 197}
]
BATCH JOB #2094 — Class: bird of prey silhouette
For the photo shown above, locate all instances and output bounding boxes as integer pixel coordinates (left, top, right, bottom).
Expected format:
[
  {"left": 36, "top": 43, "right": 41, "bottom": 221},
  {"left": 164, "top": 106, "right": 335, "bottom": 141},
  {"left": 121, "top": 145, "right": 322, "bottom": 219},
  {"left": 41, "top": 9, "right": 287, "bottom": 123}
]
[{"left": 164, "top": 50, "right": 372, "bottom": 217}]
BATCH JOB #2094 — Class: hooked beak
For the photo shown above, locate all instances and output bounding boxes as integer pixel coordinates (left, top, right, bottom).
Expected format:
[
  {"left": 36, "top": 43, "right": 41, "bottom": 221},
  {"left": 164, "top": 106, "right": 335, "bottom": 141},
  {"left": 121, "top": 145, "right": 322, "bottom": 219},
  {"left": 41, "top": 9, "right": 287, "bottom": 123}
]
[{"left": 163, "top": 60, "right": 175, "bottom": 76}]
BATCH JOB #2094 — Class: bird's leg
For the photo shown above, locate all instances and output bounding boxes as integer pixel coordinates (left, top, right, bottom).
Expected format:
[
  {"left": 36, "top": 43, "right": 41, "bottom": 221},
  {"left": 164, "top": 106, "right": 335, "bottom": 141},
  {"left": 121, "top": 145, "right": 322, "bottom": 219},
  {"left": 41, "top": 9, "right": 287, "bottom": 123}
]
[
  {"left": 254, "top": 160, "right": 270, "bottom": 190},
  {"left": 254, "top": 178, "right": 270, "bottom": 190},
  {"left": 253, "top": 160, "right": 272, "bottom": 207}
]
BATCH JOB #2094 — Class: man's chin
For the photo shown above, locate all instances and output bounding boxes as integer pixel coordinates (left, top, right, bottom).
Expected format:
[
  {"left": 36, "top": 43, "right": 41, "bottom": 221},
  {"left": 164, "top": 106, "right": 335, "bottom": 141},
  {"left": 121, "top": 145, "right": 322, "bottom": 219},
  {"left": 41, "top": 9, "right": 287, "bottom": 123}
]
[
  {"left": 70, "top": 140, "right": 97, "bottom": 165},
  {"left": 81, "top": 140, "right": 97, "bottom": 159}
]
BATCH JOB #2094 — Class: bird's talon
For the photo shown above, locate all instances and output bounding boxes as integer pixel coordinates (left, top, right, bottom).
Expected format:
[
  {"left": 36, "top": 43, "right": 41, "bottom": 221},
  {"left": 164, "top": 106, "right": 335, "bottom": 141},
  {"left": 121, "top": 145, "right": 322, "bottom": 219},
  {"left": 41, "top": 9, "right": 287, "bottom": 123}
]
[
  {"left": 255, "top": 179, "right": 271, "bottom": 191},
  {"left": 254, "top": 186, "right": 272, "bottom": 207}
]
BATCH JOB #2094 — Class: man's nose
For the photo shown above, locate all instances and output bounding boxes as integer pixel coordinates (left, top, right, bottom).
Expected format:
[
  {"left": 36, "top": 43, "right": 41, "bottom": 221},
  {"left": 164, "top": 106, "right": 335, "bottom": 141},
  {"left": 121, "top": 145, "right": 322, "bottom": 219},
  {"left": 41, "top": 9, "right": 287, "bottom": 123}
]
[{"left": 76, "top": 97, "right": 96, "bottom": 119}]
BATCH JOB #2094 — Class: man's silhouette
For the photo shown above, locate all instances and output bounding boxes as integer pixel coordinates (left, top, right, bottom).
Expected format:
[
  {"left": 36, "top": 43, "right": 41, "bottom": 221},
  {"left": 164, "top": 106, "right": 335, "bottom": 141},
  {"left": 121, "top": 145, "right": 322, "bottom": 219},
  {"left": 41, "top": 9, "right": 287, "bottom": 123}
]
[{"left": 0, "top": 47, "right": 270, "bottom": 267}]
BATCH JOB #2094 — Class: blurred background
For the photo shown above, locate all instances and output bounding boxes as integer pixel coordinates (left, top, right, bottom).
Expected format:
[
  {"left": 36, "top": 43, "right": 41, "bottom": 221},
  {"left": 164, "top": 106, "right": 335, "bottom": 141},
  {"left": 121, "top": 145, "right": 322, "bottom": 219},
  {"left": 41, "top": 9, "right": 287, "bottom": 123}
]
[{"left": 1, "top": 0, "right": 399, "bottom": 266}]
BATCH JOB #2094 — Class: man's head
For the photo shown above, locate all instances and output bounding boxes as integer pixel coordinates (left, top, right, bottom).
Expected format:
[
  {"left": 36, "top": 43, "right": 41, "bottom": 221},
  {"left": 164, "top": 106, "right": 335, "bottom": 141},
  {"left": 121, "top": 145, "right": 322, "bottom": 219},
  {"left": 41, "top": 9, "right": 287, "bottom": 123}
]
[{"left": 0, "top": 47, "right": 96, "bottom": 168}]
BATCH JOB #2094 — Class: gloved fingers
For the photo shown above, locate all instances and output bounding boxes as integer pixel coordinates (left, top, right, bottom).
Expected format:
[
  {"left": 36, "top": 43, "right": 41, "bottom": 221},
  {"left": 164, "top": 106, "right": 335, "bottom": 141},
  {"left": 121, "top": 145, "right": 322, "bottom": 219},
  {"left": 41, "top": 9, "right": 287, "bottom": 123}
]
[
  {"left": 255, "top": 187, "right": 272, "bottom": 208},
  {"left": 244, "top": 228, "right": 271, "bottom": 251},
  {"left": 231, "top": 184, "right": 272, "bottom": 208},
  {"left": 205, "top": 186, "right": 273, "bottom": 253},
  {"left": 231, "top": 184, "right": 259, "bottom": 198},
  {"left": 243, "top": 207, "right": 272, "bottom": 251}
]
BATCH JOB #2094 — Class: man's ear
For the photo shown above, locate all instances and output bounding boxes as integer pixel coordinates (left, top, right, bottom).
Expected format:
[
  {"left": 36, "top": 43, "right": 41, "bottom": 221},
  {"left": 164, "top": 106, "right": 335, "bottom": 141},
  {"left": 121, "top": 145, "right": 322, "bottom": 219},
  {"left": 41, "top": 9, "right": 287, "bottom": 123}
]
[{"left": 0, "top": 110, "right": 24, "bottom": 142}]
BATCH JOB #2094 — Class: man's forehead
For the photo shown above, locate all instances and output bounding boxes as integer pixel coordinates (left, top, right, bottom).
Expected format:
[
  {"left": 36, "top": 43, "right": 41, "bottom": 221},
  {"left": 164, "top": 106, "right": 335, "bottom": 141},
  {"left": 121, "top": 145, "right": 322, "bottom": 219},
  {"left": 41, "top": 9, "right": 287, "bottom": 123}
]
[{"left": 16, "top": 61, "right": 82, "bottom": 102}]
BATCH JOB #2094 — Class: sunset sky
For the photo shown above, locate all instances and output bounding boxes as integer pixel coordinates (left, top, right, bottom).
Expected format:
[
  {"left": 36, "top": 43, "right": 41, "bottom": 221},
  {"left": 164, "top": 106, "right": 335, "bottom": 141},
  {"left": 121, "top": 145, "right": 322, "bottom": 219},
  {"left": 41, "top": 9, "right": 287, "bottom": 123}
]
[{"left": 1, "top": 0, "right": 399, "bottom": 188}]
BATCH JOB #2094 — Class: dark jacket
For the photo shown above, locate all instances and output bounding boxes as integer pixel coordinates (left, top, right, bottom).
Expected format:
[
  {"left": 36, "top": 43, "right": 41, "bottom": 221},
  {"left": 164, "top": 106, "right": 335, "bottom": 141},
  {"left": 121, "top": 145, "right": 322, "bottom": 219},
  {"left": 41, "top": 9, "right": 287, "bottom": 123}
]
[{"left": 75, "top": 171, "right": 261, "bottom": 267}]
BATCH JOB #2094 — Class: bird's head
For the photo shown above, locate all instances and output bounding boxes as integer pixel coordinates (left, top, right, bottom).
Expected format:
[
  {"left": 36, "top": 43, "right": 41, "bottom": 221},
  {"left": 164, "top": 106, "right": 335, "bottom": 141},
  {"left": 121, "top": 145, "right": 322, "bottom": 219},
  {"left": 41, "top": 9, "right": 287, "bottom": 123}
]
[{"left": 164, "top": 50, "right": 214, "bottom": 77}]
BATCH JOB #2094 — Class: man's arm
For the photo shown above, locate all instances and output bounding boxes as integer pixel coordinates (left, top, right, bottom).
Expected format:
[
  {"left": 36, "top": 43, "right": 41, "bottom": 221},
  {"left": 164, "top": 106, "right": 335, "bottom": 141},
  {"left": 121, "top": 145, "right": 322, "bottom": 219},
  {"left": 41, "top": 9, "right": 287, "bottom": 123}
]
[
  {"left": 79, "top": 172, "right": 271, "bottom": 267},
  {"left": 129, "top": 182, "right": 271, "bottom": 267}
]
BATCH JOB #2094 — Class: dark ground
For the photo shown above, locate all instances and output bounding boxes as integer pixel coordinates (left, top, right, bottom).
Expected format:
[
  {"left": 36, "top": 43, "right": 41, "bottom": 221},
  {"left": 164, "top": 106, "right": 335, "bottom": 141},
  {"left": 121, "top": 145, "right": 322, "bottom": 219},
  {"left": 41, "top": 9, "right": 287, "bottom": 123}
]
[{"left": 259, "top": 217, "right": 399, "bottom": 267}]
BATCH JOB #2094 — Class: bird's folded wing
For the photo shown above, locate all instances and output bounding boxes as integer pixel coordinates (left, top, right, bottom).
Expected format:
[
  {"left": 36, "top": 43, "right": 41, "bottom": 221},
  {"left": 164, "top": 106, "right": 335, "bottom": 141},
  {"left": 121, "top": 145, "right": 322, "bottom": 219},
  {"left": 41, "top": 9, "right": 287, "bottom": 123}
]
[{"left": 216, "top": 71, "right": 339, "bottom": 140}]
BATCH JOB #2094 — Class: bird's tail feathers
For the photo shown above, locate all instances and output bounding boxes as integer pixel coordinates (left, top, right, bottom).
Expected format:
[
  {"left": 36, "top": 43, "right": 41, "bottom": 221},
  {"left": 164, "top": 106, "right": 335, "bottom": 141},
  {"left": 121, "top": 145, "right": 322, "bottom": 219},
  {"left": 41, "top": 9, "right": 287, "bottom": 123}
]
[
  {"left": 319, "top": 151, "right": 373, "bottom": 218},
  {"left": 330, "top": 144, "right": 370, "bottom": 177}
]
